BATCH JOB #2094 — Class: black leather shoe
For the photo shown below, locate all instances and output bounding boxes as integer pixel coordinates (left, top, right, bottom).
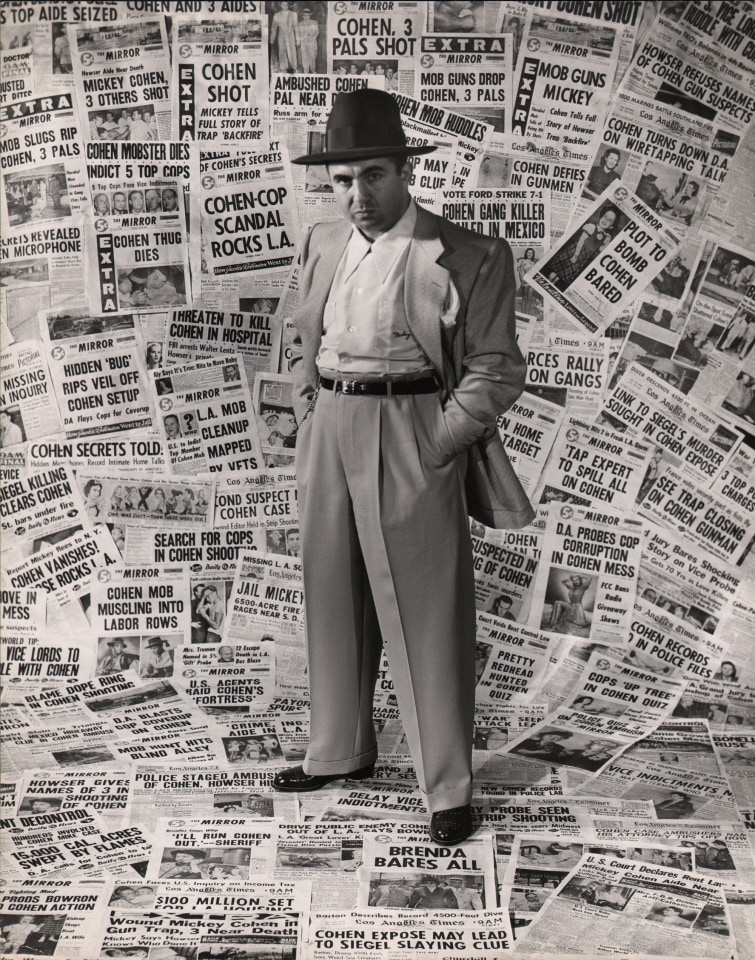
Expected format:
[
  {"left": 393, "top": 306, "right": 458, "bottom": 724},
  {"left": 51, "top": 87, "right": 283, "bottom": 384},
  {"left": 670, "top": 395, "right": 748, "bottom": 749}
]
[
  {"left": 272, "top": 763, "right": 375, "bottom": 792},
  {"left": 429, "top": 804, "right": 474, "bottom": 845}
]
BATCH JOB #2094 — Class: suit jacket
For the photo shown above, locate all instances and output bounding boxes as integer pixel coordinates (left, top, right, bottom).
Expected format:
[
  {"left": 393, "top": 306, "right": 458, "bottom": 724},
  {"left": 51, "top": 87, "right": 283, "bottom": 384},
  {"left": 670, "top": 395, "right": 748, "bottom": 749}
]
[{"left": 289, "top": 204, "right": 534, "bottom": 529}]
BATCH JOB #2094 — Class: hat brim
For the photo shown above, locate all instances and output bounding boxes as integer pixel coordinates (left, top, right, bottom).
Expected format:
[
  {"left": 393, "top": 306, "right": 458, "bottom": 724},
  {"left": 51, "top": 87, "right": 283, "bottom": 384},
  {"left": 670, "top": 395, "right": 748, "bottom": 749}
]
[{"left": 292, "top": 144, "right": 437, "bottom": 165}]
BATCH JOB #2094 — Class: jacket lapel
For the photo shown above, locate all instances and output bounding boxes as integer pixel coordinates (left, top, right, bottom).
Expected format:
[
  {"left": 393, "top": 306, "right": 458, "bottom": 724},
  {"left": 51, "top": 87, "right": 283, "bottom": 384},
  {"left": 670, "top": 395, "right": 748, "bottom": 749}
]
[
  {"left": 404, "top": 206, "right": 451, "bottom": 379},
  {"left": 309, "top": 222, "right": 351, "bottom": 337}
]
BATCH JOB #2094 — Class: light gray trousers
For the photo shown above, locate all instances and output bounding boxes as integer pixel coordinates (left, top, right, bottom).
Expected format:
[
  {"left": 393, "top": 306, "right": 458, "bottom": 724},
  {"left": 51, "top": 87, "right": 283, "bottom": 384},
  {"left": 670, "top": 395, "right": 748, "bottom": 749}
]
[{"left": 296, "top": 385, "right": 476, "bottom": 813}]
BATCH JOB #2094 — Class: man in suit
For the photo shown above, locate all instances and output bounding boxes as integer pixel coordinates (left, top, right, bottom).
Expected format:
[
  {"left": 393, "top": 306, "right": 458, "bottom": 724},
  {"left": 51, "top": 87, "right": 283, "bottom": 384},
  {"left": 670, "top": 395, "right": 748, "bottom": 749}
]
[{"left": 272, "top": 89, "right": 532, "bottom": 844}]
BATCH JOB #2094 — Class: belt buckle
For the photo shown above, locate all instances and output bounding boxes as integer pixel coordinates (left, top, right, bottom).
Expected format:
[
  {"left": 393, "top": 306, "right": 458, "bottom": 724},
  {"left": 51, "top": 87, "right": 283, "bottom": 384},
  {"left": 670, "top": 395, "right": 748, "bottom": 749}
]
[{"left": 340, "top": 380, "right": 358, "bottom": 395}]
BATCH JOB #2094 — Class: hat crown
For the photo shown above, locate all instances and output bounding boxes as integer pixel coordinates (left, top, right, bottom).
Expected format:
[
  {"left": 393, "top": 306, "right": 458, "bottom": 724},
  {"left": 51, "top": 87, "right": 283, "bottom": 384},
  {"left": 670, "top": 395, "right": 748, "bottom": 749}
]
[
  {"left": 291, "top": 88, "right": 436, "bottom": 165},
  {"left": 325, "top": 89, "right": 407, "bottom": 156}
]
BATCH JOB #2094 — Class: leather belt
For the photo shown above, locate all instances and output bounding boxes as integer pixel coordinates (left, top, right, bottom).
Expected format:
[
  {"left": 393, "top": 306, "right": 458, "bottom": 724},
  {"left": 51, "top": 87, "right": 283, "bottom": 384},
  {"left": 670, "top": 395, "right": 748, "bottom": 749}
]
[{"left": 319, "top": 376, "right": 438, "bottom": 397}]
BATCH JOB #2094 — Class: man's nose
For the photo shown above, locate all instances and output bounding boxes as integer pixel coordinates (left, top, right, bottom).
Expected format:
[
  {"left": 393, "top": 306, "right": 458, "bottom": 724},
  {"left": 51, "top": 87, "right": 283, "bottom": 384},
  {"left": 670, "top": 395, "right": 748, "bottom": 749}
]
[{"left": 352, "top": 177, "right": 371, "bottom": 201}]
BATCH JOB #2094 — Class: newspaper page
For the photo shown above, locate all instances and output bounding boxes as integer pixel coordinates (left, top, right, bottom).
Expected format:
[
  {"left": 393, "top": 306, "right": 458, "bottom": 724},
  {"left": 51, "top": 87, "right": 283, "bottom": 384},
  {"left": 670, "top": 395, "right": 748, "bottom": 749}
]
[
  {"left": 150, "top": 355, "right": 262, "bottom": 476},
  {"left": 528, "top": 181, "right": 682, "bottom": 334},
  {"left": 89, "top": 565, "right": 190, "bottom": 679},
  {"left": 171, "top": 639, "right": 275, "bottom": 716},
  {"left": 473, "top": 612, "right": 552, "bottom": 706},
  {"left": 127, "top": 765, "right": 295, "bottom": 834},
  {"left": 85, "top": 207, "right": 191, "bottom": 317},
  {"left": 145, "top": 815, "right": 276, "bottom": 881},
  {"left": 594, "top": 816, "right": 755, "bottom": 889},
  {"left": 17, "top": 769, "right": 131, "bottom": 827},
  {"left": 359, "top": 822, "right": 496, "bottom": 909},
  {"left": 514, "top": 851, "right": 733, "bottom": 957},
  {"left": 76, "top": 677, "right": 220, "bottom": 767},
  {"left": 418, "top": 32, "right": 513, "bottom": 132},
  {"left": 527, "top": 504, "right": 643, "bottom": 645},
  {"left": 573, "top": 753, "right": 739, "bottom": 823},
  {"left": 496, "top": 389, "right": 563, "bottom": 493},
  {"left": 83, "top": 138, "right": 189, "bottom": 231},
  {"left": 618, "top": 8, "right": 755, "bottom": 138},
  {"left": 163, "top": 304, "right": 277, "bottom": 378},
  {"left": 1, "top": 806, "right": 151, "bottom": 881},
  {"left": 583, "top": 87, "right": 734, "bottom": 234},
  {"left": 3, "top": 524, "right": 119, "bottom": 622},
  {"left": 512, "top": 9, "right": 621, "bottom": 165},
  {"left": 525, "top": 331, "right": 609, "bottom": 419},
  {"left": 601, "top": 361, "right": 742, "bottom": 485},
  {"left": 212, "top": 471, "right": 298, "bottom": 536},
  {"left": 226, "top": 550, "right": 303, "bottom": 642},
  {"left": 195, "top": 143, "right": 299, "bottom": 278},
  {"left": 96, "top": 879, "right": 308, "bottom": 954},
  {"left": 0, "top": 338, "right": 62, "bottom": 445},
  {"left": 0, "top": 219, "right": 86, "bottom": 341},
  {"left": 39, "top": 307, "right": 153, "bottom": 439},
  {"left": 122, "top": 507, "right": 262, "bottom": 567},
  {"left": 306, "top": 909, "right": 512, "bottom": 960},
  {"left": 1, "top": 91, "right": 88, "bottom": 280},
  {"left": 171, "top": 13, "right": 268, "bottom": 144},
  {"left": 638, "top": 464, "right": 754, "bottom": 565},
  {"left": 0, "top": 878, "right": 109, "bottom": 960},
  {"left": 271, "top": 821, "right": 366, "bottom": 908},
  {"left": 534, "top": 415, "right": 652, "bottom": 510},
  {"left": 502, "top": 649, "right": 683, "bottom": 777},
  {"left": 622, "top": 719, "right": 726, "bottom": 777},
  {"left": 638, "top": 524, "right": 741, "bottom": 636},
  {"left": 68, "top": 17, "right": 171, "bottom": 143},
  {"left": 437, "top": 186, "right": 550, "bottom": 321},
  {"left": 623, "top": 596, "right": 726, "bottom": 682},
  {"left": 0, "top": 463, "right": 86, "bottom": 548},
  {"left": 324, "top": 2, "right": 423, "bottom": 79}
]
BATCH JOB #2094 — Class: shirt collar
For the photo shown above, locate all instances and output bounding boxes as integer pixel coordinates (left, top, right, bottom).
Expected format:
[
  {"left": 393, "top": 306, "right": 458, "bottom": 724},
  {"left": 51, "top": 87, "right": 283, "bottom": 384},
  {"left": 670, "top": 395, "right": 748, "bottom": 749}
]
[{"left": 344, "top": 200, "right": 417, "bottom": 283}]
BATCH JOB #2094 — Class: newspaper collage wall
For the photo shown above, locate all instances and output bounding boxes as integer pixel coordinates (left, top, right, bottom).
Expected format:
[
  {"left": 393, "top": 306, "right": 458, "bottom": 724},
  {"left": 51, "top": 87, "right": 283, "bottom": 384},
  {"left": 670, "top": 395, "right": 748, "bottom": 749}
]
[{"left": 1, "top": 2, "right": 755, "bottom": 958}]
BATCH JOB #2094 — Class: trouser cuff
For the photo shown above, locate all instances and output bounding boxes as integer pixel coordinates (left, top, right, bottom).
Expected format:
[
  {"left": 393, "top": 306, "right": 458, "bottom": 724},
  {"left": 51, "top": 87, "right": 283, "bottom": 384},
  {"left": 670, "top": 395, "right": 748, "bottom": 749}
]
[
  {"left": 303, "top": 746, "right": 378, "bottom": 775},
  {"left": 424, "top": 782, "right": 473, "bottom": 814}
]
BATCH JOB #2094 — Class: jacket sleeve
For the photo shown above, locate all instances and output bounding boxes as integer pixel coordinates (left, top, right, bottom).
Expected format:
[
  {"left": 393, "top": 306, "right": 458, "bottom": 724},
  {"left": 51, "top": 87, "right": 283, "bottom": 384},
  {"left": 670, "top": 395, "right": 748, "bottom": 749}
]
[
  {"left": 442, "top": 238, "right": 526, "bottom": 456},
  {"left": 288, "top": 225, "right": 318, "bottom": 425}
]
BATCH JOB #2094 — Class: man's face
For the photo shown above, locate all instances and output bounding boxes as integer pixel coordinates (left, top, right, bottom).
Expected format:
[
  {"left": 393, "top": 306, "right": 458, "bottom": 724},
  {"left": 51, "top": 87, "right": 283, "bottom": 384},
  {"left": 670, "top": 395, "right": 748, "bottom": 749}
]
[
  {"left": 604, "top": 151, "right": 619, "bottom": 170},
  {"left": 165, "top": 416, "right": 180, "bottom": 437},
  {"left": 328, "top": 157, "right": 411, "bottom": 240},
  {"left": 113, "top": 193, "right": 127, "bottom": 212},
  {"left": 145, "top": 190, "right": 160, "bottom": 210},
  {"left": 130, "top": 193, "right": 145, "bottom": 212}
]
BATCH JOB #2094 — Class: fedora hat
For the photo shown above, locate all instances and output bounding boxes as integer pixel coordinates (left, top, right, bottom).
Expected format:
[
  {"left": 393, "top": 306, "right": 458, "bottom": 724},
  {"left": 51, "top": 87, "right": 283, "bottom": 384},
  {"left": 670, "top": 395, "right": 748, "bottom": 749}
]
[{"left": 292, "top": 89, "right": 436, "bottom": 165}]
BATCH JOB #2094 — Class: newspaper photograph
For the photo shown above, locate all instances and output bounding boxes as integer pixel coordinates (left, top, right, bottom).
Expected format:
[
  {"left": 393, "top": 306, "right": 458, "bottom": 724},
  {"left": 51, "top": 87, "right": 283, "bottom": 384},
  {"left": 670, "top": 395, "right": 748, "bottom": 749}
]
[
  {"left": 172, "top": 13, "right": 268, "bottom": 143},
  {"left": 73, "top": 471, "right": 214, "bottom": 528},
  {"left": 528, "top": 180, "right": 682, "bottom": 334}
]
